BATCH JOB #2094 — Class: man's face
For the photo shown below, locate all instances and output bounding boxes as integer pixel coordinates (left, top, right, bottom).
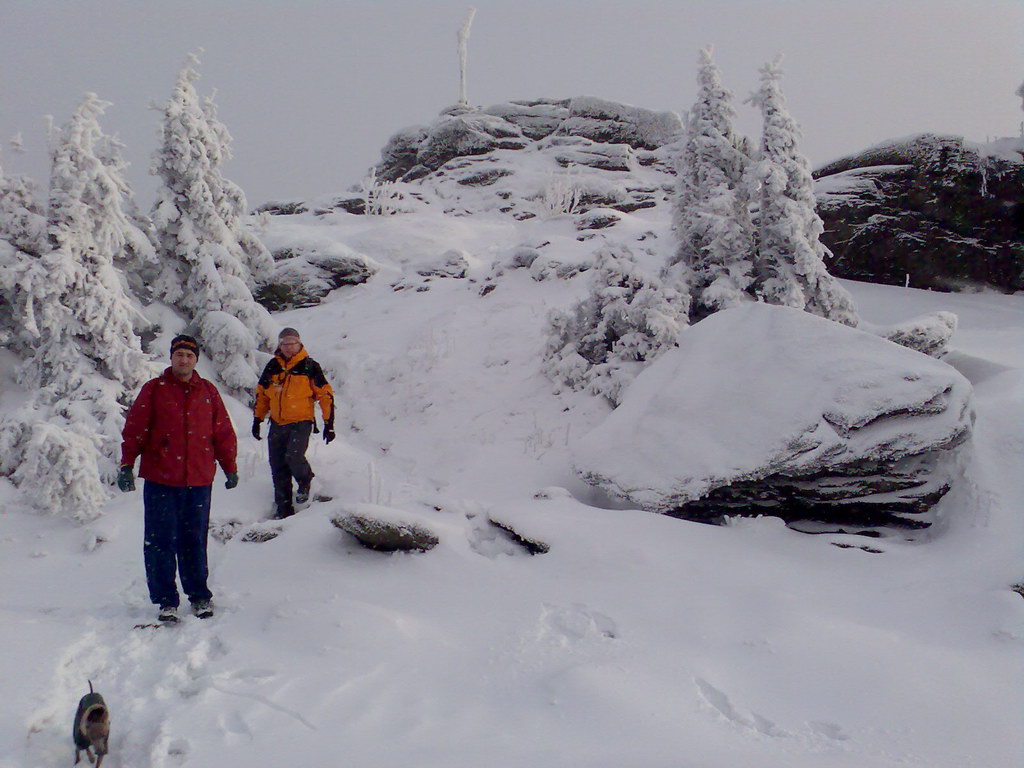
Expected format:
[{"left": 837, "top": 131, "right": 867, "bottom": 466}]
[
  {"left": 171, "top": 348, "right": 198, "bottom": 379},
  {"left": 279, "top": 338, "right": 301, "bottom": 360}
]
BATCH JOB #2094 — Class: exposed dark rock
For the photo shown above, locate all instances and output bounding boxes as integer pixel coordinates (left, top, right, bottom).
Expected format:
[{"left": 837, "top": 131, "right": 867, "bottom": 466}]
[
  {"left": 330, "top": 509, "right": 439, "bottom": 552},
  {"left": 576, "top": 210, "right": 622, "bottom": 231},
  {"left": 416, "top": 113, "right": 529, "bottom": 173},
  {"left": 456, "top": 168, "right": 513, "bottom": 186},
  {"left": 556, "top": 97, "right": 683, "bottom": 150},
  {"left": 487, "top": 518, "right": 550, "bottom": 555},
  {"left": 815, "top": 134, "right": 1024, "bottom": 292},
  {"left": 482, "top": 100, "right": 570, "bottom": 139},
  {"left": 240, "top": 525, "right": 281, "bottom": 543},
  {"left": 378, "top": 125, "right": 429, "bottom": 182}
]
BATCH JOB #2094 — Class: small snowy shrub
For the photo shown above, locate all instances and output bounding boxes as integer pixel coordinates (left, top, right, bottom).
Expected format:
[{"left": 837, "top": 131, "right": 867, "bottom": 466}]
[
  {"left": 543, "top": 245, "right": 688, "bottom": 405},
  {"left": 0, "top": 416, "right": 108, "bottom": 523},
  {"left": 361, "top": 167, "right": 408, "bottom": 216},
  {"left": 537, "top": 170, "right": 583, "bottom": 218}
]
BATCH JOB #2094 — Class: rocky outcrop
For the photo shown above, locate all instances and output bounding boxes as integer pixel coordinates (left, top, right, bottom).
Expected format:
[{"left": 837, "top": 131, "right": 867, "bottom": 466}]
[
  {"left": 571, "top": 304, "right": 974, "bottom": 529},
  {"left": 814, "top": 134, "right": 1024, "bottom": 293},
  {"left": 376, "top": 97, "right": 682, "bottom": 184},
  {"left": 253, "top": 96, "right": 681, "bottom": 228}
]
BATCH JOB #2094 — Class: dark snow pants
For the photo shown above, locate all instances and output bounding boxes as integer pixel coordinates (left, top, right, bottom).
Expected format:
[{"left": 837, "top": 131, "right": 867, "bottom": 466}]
[
  {"left": 143, "top": 481, "right": 213, "bottom": 608},
  {"left": 268, "top": 420, "right": 314, "bottom": 514}
]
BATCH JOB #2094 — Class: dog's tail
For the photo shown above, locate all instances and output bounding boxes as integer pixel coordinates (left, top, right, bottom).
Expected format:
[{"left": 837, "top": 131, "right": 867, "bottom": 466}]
[{"left": 88, "top": 680, "right": 94, "bottom": 695}]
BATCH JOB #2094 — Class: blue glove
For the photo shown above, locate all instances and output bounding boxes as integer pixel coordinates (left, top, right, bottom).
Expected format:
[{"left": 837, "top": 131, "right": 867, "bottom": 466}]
[
  {"left": 117, "top": 466, "right": 135, "bottom": 493},
  {"left": 225, "top": 472, "right": 239, "bottom": 490}
]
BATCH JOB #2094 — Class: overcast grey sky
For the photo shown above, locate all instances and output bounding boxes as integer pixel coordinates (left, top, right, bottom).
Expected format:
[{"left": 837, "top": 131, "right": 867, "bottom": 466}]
[{"left": 1, "top": 1, "right": 1021, "bottom": 207}]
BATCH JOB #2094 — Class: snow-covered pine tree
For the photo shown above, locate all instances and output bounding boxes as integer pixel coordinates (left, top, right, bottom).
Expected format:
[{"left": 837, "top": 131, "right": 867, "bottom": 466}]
[
  {"left": 93, "top": 130, "right": 159, "bottom": 299},
  {"left": 0, "top": 93, "right": 159, "bottom": 521},
  {"left": 0, "top": 156, "right": 47, "bottom": 258},
  {"left": 747, "top": 58, "right": 859, "bottom": 326},
  {"left": 544, "top": 245, "right": 686, "bottom": 405},
  {"left": 31, "top": 92, "right": 153, "bottom": 395},
  {"left": 151, "top": 55, "right": 276, "bottom": 397},
  {"left": 668, "top": 47, "right": 754, "bottom": 322}
]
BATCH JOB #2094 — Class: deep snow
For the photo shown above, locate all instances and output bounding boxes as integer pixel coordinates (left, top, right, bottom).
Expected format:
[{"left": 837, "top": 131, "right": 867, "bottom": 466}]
[{"left": 1, "top": 204, "right": 1022, "bottom": 767}]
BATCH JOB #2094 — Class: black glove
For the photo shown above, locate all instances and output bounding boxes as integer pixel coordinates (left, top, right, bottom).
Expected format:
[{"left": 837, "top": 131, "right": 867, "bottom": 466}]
[
  {"left": 323, "top": 418, "right": 336, "bottom": 444},
  {"left": 251, "top": 417, "right": 262, "bottom": 441},
  {"left": 117, "top": 465, "right": 135, "bottom": 493},
  {"left": 225, "top": 472, "right": 239, "bottom": 490}
]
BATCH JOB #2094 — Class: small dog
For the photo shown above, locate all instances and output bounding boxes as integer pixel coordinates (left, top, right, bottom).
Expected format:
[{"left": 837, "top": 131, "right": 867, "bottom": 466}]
[{"left": 73, "top": 681, "right": 110, "bottom": 767}]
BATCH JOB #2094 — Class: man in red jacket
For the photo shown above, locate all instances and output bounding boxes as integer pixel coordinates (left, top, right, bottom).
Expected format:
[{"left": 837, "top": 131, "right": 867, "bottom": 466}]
[{"left": 118, "top": 335, "right": 238, "bottom": 624}]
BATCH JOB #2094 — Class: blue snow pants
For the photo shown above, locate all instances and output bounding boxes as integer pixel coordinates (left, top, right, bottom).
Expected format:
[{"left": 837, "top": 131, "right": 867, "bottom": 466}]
[{"left": 143, "top": 481, "right": 213, "bottom": 608}]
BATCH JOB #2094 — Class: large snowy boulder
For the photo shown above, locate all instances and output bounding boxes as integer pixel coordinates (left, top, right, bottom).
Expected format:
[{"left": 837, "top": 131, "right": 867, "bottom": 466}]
[{"left": 572, "top": 304, "right": 974, "bottom": 528}]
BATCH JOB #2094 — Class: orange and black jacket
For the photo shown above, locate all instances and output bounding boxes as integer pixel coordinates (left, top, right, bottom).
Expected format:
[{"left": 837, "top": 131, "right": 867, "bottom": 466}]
[{"left": 254, "top": 347, "right": 334, "bottom": 427}]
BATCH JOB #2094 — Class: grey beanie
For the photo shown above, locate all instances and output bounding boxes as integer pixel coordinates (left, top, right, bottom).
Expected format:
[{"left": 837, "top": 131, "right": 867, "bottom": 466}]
[{"left": 278, "top": 327, "right": 301, "bottom": 341}]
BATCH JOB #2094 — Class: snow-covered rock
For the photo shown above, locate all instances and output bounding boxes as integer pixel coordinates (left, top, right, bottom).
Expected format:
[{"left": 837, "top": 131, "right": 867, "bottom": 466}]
[
  {"left": 330, "top": 504, "right": 440, "bottom": 551},
  {"left": 814, "top": 133, "right": 1024, "bottom": 293},
  {"left": 572, "top": 303, "right": 974, "bottom": 527},
  {"left": 866, "top": 310, "right": 958, "bottom": 358},
  {"left": 254, "top": 235, "right": 379, "bottom": 311}
]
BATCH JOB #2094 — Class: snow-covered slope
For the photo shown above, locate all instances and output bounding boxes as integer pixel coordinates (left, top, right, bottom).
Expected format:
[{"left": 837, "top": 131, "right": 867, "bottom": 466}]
[{"left": 2, "top": 198, "right": 1023, "bottom": 768}]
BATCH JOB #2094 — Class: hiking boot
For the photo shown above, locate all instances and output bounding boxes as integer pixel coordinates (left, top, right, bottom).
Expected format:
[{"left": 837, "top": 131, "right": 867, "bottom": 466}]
[
  {"left": 158, "top": 605, "right": 180, "bottom": 623},
  {"left": 191, "top": 600, "right": 214, "bottom": 619},
  {"left": 295, "top": 479, "right": 312, "bottom": 505},
  {"left": 272, "top": 505, "right": 295, "bottom": 520}
]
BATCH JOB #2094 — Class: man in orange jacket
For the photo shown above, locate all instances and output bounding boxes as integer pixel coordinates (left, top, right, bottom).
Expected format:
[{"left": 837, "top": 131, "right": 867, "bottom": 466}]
[{"left": 252, "top": 327, "right": 335, "bottom": 519}]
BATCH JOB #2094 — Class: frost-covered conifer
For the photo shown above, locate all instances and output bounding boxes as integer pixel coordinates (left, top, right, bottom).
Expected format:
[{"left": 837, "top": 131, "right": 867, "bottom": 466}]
[
  {"left": 151, "top": 55, "right": 276, "bottom": 396},
  {"left": 30, "top": 92, "right": 153, "bottom": 394},
  {"left": 0, "top": 94, "right": 159, "bottom": 521},
  {"left": 0, "top": 157, "right": 47, "bottom": 257},
  {"left": 93, "top": 130, "right": 159, "bottom": 296},
  {"left": 668, "top": 47, "right": 754, "bottom": 322},
  {"left": 747, "top": 59, "right": 859, "bottom": 326},
  {"left": 544, "top": 245, "right": 686, "bottom": 405}
]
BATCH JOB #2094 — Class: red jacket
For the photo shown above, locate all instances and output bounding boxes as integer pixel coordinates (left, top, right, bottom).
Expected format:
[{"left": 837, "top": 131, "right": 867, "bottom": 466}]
[{"left": 120, "top": 368, "right": 238, "bottom": 487}]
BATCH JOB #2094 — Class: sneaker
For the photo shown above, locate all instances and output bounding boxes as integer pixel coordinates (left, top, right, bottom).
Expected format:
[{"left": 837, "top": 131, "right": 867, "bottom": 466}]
[
  {"left": 191, "top": 600, "right": 214, "bottom": 619},
  {"left": 295, "top": 479, "right": 312, "bottom": 505},
  {"left": 158, "top": 605, "right": 180, "bottom": 623}
]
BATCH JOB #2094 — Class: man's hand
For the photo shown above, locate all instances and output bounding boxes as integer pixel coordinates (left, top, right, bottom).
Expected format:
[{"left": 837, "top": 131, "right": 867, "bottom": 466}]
[
  {"left": 225, "top": 472, "right": 239, "bottom": 490},
  {"left": 251, "top": 417, "right": 262, "bottom": 441},
  {"left": 323, "top": 423, "right": 336, "bottom": 444},
  {"left": 117, "top": 466, "right": 135, "bottom": 493}
]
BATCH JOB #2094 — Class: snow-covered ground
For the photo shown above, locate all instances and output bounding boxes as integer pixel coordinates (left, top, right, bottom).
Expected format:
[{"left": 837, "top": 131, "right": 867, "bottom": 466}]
[{"left": 2, "top": 204, "right": 1022, "bottom": 767}]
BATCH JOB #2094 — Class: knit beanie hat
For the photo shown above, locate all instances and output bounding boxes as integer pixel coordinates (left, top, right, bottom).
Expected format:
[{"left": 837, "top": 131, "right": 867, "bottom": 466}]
[
  {"left": 170, "top": 334, "right": 200, "bottom": 358},
  {"left": 278, "top": 327, "right": 301, "bottom": 342}
]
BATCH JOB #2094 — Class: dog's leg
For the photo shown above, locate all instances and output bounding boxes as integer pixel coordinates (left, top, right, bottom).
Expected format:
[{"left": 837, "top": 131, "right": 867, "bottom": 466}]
[
  {"left": 75, "top": 749, "right": 81, "bottom": 765},
  {"left": 95, "top": 754, "right": 104, "bottom": 768},
  {"left": 86, "top": 746, "right": 96, "bottom": 764}
]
